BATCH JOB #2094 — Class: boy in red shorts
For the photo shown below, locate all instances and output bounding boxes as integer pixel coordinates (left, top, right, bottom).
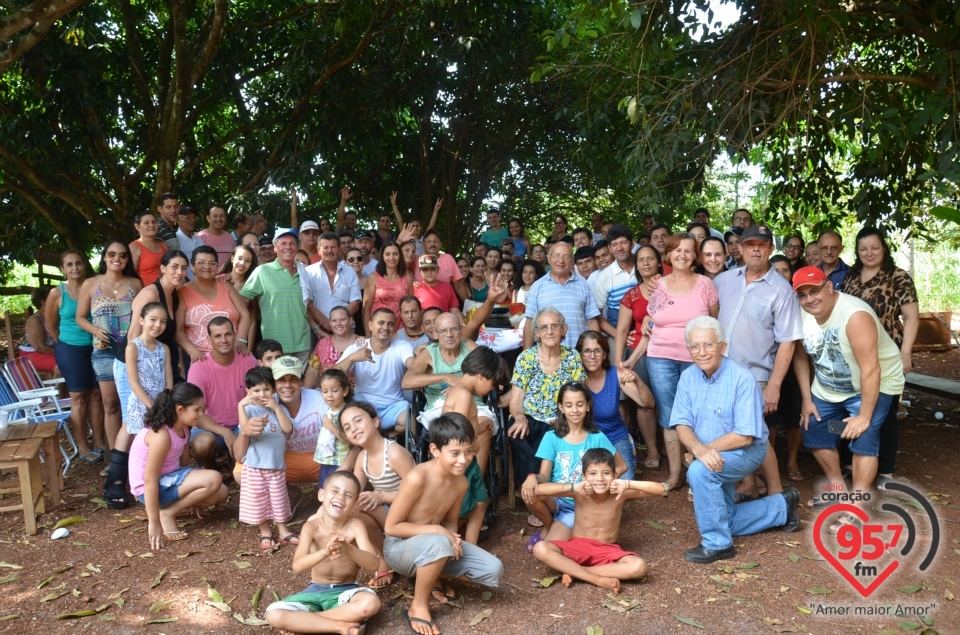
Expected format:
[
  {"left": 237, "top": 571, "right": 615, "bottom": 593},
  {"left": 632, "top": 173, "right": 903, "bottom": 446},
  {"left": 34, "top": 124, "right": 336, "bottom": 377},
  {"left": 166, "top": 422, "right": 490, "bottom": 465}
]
[{"left": 533, "top": 448, "right": 666, "bottom": 593}]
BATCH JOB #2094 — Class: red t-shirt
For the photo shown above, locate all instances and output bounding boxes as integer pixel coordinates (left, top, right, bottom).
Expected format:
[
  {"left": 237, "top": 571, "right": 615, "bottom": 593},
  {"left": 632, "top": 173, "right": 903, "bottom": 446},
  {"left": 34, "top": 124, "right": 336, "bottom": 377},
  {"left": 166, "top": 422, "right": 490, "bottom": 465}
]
[
  {"left": 186, "top": 353, "right": 257, "bottom": 428},
  {"left": 414, "top": 280, "right": 459, "bottom": 312},
  {"left": 620, "top": 285, "right": 651, "bottom": 337}
]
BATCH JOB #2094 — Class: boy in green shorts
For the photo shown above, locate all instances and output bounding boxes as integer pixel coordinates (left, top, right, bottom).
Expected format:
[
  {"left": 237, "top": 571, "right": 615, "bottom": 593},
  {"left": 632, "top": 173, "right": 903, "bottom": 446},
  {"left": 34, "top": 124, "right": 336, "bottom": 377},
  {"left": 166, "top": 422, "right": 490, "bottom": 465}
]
[{"left": 265, "top": 471, "right": 380, "bottom": 635}]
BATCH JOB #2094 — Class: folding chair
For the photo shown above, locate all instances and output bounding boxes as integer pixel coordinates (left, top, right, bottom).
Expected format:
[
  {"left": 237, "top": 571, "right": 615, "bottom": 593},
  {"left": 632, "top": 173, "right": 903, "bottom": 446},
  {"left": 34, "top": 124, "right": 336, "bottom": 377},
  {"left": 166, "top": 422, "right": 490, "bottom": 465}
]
[
  {"left": 0, "top": 373, "right": 77, "bottom": 476},
  {"left": 3, "top": 357, "right": 71, "bottom": 414},
  {"left": 404, "top": 389, "right": 430, "bottom": 464}
]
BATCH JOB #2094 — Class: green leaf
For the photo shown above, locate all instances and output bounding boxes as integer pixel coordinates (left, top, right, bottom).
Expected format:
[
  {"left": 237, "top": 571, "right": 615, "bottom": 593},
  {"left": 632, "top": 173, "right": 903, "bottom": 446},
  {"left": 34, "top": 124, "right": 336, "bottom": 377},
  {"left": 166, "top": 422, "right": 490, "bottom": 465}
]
[
  {"left": 797, "top": 605, "right": 812, "bottom": 615},
  {"left": 898, "top": 621, "right": 922, "bottom": 630},
  {"left": 0, "top": 563, "right": 22, "bottom": 570},
  {"left": 40, "top": 590, "right": 69, "bottom": 602},
  {"left": 709, "top": 575, "right": 736, "bottom": 587},
  {"left": 586, "top": 627, "right": 604, "bottom": 635},
  {"left": 469, "top": 608, "right": 492, "bottom": 626},
  {"left": 149, "top": 599, "right": 175, "bottom": 614},
  {"left": 806, "top": 587, "right": 831, "bottom": 595},
  {"left": 645, "top": 520, "right": 665, "bottom": 530},
  {"left": 145, "top": 617, "right": 178, "bottom": 624},
  {"left": 54, "top": 516, "right": 86, "bottom": 529},
  {"left": 233, "top": 561, "right": 252, "bottom": 569},
  {"left": 788, "top": 553, "right": 800, "bottom": 563},
  {"left": 674, "top": 615, "right": 704, "bottom": 628},
  {"left": 630, "top": 8, "right": 644, "bottom": 29},
  {"left": 897, "top": 584, "right": 922, "bottom": 593},
  {"left": 481, "top": 591, "right": 492, "bottom": 601},
  {"left": 54, "top": 604, "right": 110, "bottom": 619},
  {"left": 736, "top": 562, "right": 760, "bottom": 569},
  {"left": 921, "top": 616, "right": 934, "bottom": 626},
  {"left": 151, "top": 567, "right": 168, "bottom": 588},
  {"left": 0, "top": 573, "right": 19, "bottom": 585}
]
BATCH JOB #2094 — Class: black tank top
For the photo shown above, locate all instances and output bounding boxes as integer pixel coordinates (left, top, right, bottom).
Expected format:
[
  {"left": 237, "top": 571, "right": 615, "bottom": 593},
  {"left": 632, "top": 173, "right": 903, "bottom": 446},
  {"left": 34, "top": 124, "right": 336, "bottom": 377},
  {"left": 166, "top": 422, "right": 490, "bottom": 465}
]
[{"left": 153, "top": 280, "right": 182, "bottom": 382}]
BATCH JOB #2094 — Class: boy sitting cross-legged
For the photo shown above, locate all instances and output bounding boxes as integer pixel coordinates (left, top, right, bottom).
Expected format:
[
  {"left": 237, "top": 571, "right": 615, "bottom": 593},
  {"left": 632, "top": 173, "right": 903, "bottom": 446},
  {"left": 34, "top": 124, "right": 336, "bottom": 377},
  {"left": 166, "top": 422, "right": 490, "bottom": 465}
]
[
  {"left": 264, "top": 471, "right": 381, "bottom": 635},
  {"left": 384, "top": 413, "right": 504, "bottom": 635},
  {"left": 533, "top": 448, "right": 666, "bottom": 594}
]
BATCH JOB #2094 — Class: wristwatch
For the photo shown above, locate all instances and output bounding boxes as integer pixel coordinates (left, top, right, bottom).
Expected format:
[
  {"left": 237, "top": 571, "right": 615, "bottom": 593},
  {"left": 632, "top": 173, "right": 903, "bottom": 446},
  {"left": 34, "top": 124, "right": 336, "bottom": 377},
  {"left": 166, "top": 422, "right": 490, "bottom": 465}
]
[{"left": 237, "top": 338, "right": 248, "bottom": 344}]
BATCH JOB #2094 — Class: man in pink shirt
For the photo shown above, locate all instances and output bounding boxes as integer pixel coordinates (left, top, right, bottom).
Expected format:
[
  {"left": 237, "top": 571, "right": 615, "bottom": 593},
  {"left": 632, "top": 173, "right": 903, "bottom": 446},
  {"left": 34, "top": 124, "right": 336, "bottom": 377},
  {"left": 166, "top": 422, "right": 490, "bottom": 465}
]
[
  {"left": 413, "top": 255, "right": 461, "bottom": 317},
  {"left": 197, "top": 205, "right": 236, "bottom": 267},
  {"left": 188, "top": 316, "right": 257, "bottom": 469},
  {"left": 414, "top": 229, "right": 469, "bottom": 301}
]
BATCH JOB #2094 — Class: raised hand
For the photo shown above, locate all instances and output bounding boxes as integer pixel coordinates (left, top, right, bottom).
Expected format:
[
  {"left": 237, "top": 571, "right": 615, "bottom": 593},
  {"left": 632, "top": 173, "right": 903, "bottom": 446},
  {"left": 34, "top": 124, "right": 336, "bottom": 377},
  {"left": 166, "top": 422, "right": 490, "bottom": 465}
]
[
  {"left": 433, "top": 198, "right": 443, "bottom": 213},
  {"left": 390, "top": 191, "right": 398, "bottom": 206},
  {"left": 340, "top": 186, "right": 353, "bottom": 203}
]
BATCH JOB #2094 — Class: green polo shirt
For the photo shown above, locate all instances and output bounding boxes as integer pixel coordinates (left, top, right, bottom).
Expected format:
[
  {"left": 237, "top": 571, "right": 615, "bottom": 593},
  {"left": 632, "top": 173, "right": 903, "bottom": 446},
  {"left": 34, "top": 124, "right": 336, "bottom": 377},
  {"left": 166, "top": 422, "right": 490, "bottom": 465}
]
[{"left": 240, "top": 260, "right": 310, "bottom": 353}]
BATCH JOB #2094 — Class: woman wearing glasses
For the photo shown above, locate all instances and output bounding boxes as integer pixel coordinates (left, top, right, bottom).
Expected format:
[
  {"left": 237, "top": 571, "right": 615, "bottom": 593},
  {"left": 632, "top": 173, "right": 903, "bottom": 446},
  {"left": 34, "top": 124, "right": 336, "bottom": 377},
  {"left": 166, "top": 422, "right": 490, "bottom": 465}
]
[
  {"left": 782, "top": 235, "right": 805, "bottom": 271},
  {"left": 645, "top": 232, "right": 719, "bottom": 493}
]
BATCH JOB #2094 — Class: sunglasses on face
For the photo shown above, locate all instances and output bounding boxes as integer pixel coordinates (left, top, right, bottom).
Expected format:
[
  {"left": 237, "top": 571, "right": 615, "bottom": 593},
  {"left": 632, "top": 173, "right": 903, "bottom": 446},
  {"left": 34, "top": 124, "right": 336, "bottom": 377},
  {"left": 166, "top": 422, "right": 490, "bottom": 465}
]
[
  {"left": 106, "top": 251, "right": 129, "bottom": 259},
  {"left": 346, "top": 257, "right": 361, "bottom": 263}
]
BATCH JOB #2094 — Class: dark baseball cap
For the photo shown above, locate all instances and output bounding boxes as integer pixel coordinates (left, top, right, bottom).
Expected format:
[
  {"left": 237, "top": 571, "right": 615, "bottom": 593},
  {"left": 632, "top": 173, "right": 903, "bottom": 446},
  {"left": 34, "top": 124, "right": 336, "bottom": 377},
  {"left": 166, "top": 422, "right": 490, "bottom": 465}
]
[{"left": 741, "top": 225, "right": 773, "bottom": 244}]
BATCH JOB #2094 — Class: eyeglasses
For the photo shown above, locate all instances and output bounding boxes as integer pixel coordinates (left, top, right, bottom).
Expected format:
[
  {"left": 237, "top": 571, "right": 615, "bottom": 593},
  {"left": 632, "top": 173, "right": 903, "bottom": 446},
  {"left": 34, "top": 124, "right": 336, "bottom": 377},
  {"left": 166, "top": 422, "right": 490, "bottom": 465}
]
[
  {"left": 346, "top": 257, "right": 362, "bottom": 263},
  {"left": 106, "top": 251, "right": 129, "bottom": 259},
  {"left": 785, "top": 243, "right": 803, "bottom": 250},
  {"left": 687, "top": 342, "right": 719, "bottom": 353},
  {"left": 580, "top": 348, "right": 604, "bottom": 357},
  {"left": 796, "top": 281, "right": 828, "bottom": 301},
  {"left": 436, "top": 327, "right": 462, "bottom": 335},
  {"left": 536, "top": 324, "right": 563, "bottom": 332}
]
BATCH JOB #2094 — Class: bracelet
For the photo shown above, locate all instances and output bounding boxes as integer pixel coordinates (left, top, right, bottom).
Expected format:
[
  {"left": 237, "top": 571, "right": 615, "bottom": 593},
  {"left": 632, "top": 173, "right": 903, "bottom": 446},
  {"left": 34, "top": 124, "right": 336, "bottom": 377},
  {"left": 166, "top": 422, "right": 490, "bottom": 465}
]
[
  {"left": 312, "top": 325, "right": 321, "bottom": 332},
  {"left": 237, "top": 338, "right": 248, "bottom": 344}
]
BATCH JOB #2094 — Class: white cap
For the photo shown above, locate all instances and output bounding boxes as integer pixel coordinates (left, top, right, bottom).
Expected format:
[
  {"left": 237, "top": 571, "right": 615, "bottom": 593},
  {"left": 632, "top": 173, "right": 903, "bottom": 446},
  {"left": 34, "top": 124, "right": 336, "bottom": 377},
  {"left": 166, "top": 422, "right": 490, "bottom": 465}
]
[{"left": 299, "top": 220, "right": 320, "bottom": 233}]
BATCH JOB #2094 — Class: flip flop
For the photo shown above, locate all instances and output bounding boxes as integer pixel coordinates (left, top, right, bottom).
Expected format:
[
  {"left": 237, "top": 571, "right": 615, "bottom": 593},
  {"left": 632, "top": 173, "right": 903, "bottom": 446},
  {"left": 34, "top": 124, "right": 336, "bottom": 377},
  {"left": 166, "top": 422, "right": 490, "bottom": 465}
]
[
  {"left": 478, "top": 524, "right": 490, "bottom": 543},
  {"left": 786, "top": 470, "right": 804, "bottom": 482},
  {"left": 525, "top": 529, "right": 543, "bottom": 553},
  {"left": 367, "top": 570, "right": 395, "bottom": 589},
  {"left": 431, "top": 579, "right": 456, "bottom": 601},
  {"left": 163, "top": 530, "right": 189, "bottom": 542},
  {"left": 80, "top": 451, "right": 104, "bottom": 464},
  {"left": 828, "top": 513, "right": 863, "bottom": 534},
  {"left": 805, "top": 495, "right": 832, "bottom": 508},
  {"left": 259, "top": 536, "right": 278, "bottom": 551},
  {"left": 401, "top": 609, "right": 436, "bottom": 635},
  {"left": 279, "top": 534, "right": 300, "bottom": 546},
  {"left": 526, "top": 514, "right": 544, "bottom": 528}
]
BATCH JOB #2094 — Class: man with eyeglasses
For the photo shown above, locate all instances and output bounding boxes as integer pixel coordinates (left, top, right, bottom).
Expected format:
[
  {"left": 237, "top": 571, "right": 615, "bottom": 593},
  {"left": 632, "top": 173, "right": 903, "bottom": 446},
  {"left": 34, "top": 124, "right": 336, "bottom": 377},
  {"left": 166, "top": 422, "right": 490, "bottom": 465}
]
[
  {"left": 731, "top": 208, "right": 754, "bottom": 229},
  {"left": 522, "top": 241, "right": 600, "bottom": 349},
  {"left": 303, "top": 231, "right": 361, "bottom": 337},
  {"left": 816, "top": 230, "right": 850, "bottom": 289},
  {"left": 414, "top": 228, "right": 470, "bottom": 301},
  {"left": 714, "top": 225, "right": 803, "bottom": 500},
  {"left": 671, "top": 316, "right": 801, "bottom": 564},
  {"left": 791, "top": 267, "right": 903, "bottom": 525}
]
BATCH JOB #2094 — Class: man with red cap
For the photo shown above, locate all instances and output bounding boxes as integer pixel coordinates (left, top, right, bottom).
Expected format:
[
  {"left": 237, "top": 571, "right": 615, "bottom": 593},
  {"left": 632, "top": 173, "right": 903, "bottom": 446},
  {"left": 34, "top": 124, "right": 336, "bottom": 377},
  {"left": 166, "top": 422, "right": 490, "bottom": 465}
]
[{"left": 791, "top": 266, "right": 904, "bottom": 529}]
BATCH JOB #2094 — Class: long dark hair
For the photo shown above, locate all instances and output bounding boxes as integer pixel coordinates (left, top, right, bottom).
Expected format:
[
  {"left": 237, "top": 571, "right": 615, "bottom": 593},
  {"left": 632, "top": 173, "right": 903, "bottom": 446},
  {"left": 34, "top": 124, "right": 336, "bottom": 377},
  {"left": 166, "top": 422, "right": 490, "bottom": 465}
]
[
  {"left": 218, "top": 244, "right": 259, "bottom": 278},
  {"left": 693, "top": 237, "right": 725, "bottom": 276},
  {"left": 144, "top": 383, "right": 204, "bottom": 432},
  {"left": 376, "top": 241, "right": 407, "bottom": 277},
  {"left": 634, "top": 244, "right": 664, "bottom": 282},
  {"left": 850, "top": 226, "right": 896, "bottom": 277},
  {"left": 97, "top": 239, "right": 140, "bottom": 280},
  {"left": 554, "top": 382, "right": 599, "bottom": 438},
  {"left": 514, "top": 259, "right": 545, "bottom": 290}
]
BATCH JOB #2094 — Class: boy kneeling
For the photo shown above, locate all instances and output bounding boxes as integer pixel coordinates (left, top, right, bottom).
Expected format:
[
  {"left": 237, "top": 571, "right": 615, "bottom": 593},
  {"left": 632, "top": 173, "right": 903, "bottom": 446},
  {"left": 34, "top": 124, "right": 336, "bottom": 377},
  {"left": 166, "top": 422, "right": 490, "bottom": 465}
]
[
  {"left": 384, "top": 413, "right": 504, "bottom": 635},
  {"left": 265, "top": 471, "right": 380, "bottom": 635},
  {"left": 533, "top": 448, "right": 666, "bottom": 594}
]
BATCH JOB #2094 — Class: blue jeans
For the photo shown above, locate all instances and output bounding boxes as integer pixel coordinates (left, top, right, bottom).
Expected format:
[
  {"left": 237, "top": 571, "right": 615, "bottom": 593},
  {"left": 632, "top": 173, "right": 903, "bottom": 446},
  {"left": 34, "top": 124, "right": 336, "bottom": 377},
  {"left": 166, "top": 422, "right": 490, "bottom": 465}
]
[
  {"left": 646, "top": 357, "right": 694, "bottom": 428},
  {"left": 802, "top": 393, "right": 894, "bottom": 457},
  {"left": 687, "top": 442, "right": 787, "bottom": 551},
  {"left": 613, "top": 436, "right": 636, "bottom": 481},
  {"left": 113, "top": 359, "right": 131, "bottom": 423}
]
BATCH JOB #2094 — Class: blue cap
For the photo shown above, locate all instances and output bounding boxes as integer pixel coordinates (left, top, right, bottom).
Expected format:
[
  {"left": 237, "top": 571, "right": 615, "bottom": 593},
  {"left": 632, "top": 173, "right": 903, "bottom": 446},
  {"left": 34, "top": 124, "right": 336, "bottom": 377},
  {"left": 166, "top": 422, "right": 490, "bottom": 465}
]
[{"left": 273, "top": 227, "right": 298, "bottom": 241}]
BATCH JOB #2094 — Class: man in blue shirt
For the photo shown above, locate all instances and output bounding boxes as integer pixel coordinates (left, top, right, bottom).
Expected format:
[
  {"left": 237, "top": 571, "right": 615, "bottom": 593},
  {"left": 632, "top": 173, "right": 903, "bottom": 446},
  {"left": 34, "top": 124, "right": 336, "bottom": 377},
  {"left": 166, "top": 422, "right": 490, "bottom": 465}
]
[
  {"left": 670, "top": 316, "right": 800, "bottom": 564},
  {"left": 817, "top": 230, "right": 850, "bottom": 289}
]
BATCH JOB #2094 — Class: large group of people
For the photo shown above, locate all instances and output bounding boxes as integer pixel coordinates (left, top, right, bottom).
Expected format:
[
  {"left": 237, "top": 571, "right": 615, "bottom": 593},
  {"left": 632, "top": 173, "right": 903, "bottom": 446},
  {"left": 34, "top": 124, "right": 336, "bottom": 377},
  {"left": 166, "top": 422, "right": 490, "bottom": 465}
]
[{"left": 30, "top": 193, "right": 921, "bottom": 635}]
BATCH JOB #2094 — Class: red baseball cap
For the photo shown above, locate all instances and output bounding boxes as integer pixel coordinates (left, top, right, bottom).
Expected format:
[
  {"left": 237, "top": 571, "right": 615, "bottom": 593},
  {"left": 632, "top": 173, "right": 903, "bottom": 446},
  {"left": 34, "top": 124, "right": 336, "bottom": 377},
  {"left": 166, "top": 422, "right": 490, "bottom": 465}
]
[{"left": 792, "top": 266, "right": 827, "bottom": 291}]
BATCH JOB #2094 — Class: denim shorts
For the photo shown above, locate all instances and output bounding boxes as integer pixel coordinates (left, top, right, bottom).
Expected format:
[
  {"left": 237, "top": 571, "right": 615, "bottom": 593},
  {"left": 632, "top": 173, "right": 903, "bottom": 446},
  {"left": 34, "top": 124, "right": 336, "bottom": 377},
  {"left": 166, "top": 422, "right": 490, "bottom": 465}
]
[
  {"left": 136, "top": 466, "right": 194, "bottom": 508},
  {"left": 55, "top": 341, "right": 96, "bottom": 392},
  {"left": 190, "top": 424, "right": 241, "bottom": 455},
  {"left": 553, "top": 496, "right": 575, "bottom": 529},
  {"left": 113, "top": 359, "right": 131, "bottom": 422},
  {"left": 802, "top": 392, "right": 895, "bottom": 457},
  {"left": 91, "top": 348, "right": 117, "bottom": 383},
  {"left": 646, "top": 356, "right": 695, "bottom": 429},
  {"left": 612, "top": 436, "right": 636, "bottom": 481}
]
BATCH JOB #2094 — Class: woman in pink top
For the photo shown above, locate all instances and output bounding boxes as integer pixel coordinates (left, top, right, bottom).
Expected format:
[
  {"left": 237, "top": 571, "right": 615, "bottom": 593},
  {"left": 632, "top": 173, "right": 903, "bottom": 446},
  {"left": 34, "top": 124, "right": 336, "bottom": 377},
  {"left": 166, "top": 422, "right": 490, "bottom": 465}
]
[
  {"left": 362, "top": 241, "right": 413, "bottom": 326},
  {"left": 645, "top": 232, "right": 718, "bottom": 491},
  {"left": 175, "top": 245, "right": 251, "bottom": 361}
]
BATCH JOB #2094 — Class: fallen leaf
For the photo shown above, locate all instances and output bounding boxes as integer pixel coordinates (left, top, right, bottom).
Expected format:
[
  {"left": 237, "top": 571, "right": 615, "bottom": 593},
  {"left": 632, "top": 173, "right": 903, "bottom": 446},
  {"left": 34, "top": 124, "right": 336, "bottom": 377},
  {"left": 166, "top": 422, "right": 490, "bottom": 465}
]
[
  {"left": 176, "top": 551, "right": 199, "bottom": 559},
  {"left": 481, "top": 591, "right": 492, "bottom": 601},
  {"left": 531, "top": 575, "right": 558, "bottom": 588},
  {"left": 646, "top": 520, "right": 665, "bottom": 530},
  {"left": 86, "top": 563, "right": 101, "bottom": 574},
  {"left": 586, "top": 627, "right": 604, "bottom": 635},
  {"left": 806, "top": 587, "right": 831, "bottom": 595},
  {"left": 149, "top": 599, "right": 175, "bottom": 614},
  {"left": 144, "top": 617, "right": 178, "bottom": 624},
  {"left": 205, "top": 601, "right": 233, "bottom": 613},
  {"left": 674, "top": 615, "right": 704, "bottom": 628},
  {"left": 124, "top": 550, "right": 134, "bottom": 558},
  {"left": 114, "top": 599, "right": 125, "bottom": 609},
  {"left": 54, "top": 516, "right": 86, "bottom": 529},
  {"left": 787, "top": 553, "right": 800, "bottom": 563},
  {"left": 151, "top": 567, "right": 168, "bottom": 588},
  {"left": 796, "top": 605, "right": 812, "bottom": 615},
  {"left": 208, "top": 586, "right": 225, "bottom": 603},
  {"left": 737, "top": 561, "right": 760, "bottom": 569},
  {"left": 945, "top": 589, "right": 955, "bottom": 601},
  {"left": 603, "top": 596, "right": 641, "bottom": 613},
  {"left": 252, "top": 586, "right": 264, "bottom": 611},
  {"left": 898, "top": 621, "right": 922, "bottom": 630},
  {"left": 232, "top": 561, "right": 252, "bottom": 570},
  {"left": 897, "top": 584, "right": 922, "bottom": 593},
  {"left": 98, "top": 615, "right": 116, "bottom": 621},
  {"left": 675, "top": 586, "right": 682, "bottom": 595},
  {"left": 272, "top": 590, "right": 280, "bottom": 603},
  {"left": 72, "top": 542, "right": 90, "bottom": 547},
  {"left": 783, "top": 541, "right": 800, "bottom": 547},
  {"left": 201, "top": 559, "right": 223, "bottom": 564},
  {"left": 922, "top": 581, "right": 936, "bottom": 591},
  {"left": 922, "top": 616, "right": 934, "bottom": 626},
  {"left": 0, "top": 615, "right": 17, "bottom": 622},
  {"left": 799, "top": 555, "right": 823, "bottom": 561},
  {"left": 0, "top": 573, "right": 19, "bottom": 585},
  {"left": 779, "top": 586, "right": 790, "bottom": 593},
  {"left": 0, "top": 563, "right": 22, "bottom": 570},
  {"left": 138, "top": 552, "right": 155, "bottom": 558},
  {"left": 710, "top": 576, "right": 736, "bottom": 587},
  {"left": 54, "top": 604, "right": 110, "bottom": 619},
  {"left": 763, "top": 617, "right": 783, "bottom": 625},
  {"left": 72, "top": 588, "right": 81, "bottom": 597},
  {"left": 107, "top": 587, "right": 129, "bottom": 600},
  {"left": 90, "top": 498, "right": 108, "bottom": 509},
  {"left": 469, "top": 608, "right": 492, "bottom": 626},
  {"left": 230, "top": 520, "right": 239, "bottom": 529},
  {"left": 40, "top": 590, "right": 69, "bottom": 602}
]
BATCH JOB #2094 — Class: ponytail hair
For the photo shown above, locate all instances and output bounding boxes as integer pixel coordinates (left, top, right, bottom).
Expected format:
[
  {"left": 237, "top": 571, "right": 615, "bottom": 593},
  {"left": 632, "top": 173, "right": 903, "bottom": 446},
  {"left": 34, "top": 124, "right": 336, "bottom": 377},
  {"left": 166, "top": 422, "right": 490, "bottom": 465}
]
[{"left": 144, "top": 382, "right": 204, "bottom": 432}]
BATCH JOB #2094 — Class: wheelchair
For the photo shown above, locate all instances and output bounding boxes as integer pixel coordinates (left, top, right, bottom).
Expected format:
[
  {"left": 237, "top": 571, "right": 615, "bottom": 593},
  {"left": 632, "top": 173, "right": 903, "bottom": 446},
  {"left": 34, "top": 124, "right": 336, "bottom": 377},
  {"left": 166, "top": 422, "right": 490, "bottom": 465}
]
[{"left": 404, "top": 388, "right": 511, "bottom": 523}]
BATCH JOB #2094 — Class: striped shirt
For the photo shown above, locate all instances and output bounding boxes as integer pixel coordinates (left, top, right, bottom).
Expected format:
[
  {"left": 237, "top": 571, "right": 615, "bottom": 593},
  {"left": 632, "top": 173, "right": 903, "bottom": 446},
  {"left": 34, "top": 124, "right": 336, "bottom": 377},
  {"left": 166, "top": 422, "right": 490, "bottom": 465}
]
[
  {"left": 524, "top": 273, "right": 600, "bottom": 348},
  {"left": 239, "top": 260, "right": 311, "bottom": 353},
  {"left": 363, "top": 439, "right": 403, "bottom": 493},
  {"left": 669, "top": 357, "right": 767, "bottom": 446},
  {"left": 593, "top": 262, "right": 637, "bottom": 327}
]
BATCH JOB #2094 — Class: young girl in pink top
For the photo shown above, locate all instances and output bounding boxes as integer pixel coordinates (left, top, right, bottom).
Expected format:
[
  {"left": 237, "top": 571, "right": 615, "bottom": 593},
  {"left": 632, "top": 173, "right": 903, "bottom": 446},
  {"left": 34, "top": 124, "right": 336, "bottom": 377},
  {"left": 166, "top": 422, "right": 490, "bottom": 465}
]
[
  {"left": 645, "top": 232, "right": 719, "bottom": 491},
  {"left": 128, "top": 383, "right": 229, "bottom": 549}
]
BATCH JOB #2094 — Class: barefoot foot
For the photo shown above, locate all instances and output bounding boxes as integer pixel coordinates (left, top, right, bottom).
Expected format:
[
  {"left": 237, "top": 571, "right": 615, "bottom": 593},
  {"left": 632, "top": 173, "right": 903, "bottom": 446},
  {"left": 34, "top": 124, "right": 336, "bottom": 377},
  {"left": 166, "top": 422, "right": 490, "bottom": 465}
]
[
  {"left": 597, "top": 576, "right": 621, "bottom": 594},
  {"left": 562, "top": 574, "right": 573, "bottom": 588}
]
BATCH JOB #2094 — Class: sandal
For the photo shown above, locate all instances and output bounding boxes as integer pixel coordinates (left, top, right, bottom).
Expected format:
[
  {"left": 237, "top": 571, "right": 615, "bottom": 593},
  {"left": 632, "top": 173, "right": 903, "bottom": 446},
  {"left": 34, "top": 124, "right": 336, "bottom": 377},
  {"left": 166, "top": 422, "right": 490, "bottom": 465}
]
[
  {"left": 163, "top": 530, "right": 189, "bottom": 542},
  {"left": 367, "top": 570, "right": 395, "bottom": 588},
  {"left": 786, "top": 470, "right": 804, "bottom": 482},
  {"left": 828, "top": 513, "right": 862, "bottom": 534},
  {"left": 806, "top": 495, "right": 832, "bottom": 509},
  {"left": 431, "top": 579, "right": 456, "bottom": 602},
  {"left": 259, "top": 536, "right": 278, "bottom": 551},
  {"left": 80, "top": 450, "right": 104, "bottom": 464},
  {"left": 526, "top": 514, "right": 544, "bottom": 528},
  {"left": 279, "top": 534, "right": 300, "bottom": 546},
  {"left": 402, "top": 609, "right": 436, "bottom": 634},
  {"left": 525, "top": 529, "right": 543, "bottom": 553}
]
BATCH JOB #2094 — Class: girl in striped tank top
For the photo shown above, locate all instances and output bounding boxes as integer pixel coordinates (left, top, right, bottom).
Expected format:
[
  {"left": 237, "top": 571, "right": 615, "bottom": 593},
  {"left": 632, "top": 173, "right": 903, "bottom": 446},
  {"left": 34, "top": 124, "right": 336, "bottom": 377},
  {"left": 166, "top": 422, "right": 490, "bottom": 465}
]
[{"left": 341, "top": 401, "right": 415, "bottom": 589}]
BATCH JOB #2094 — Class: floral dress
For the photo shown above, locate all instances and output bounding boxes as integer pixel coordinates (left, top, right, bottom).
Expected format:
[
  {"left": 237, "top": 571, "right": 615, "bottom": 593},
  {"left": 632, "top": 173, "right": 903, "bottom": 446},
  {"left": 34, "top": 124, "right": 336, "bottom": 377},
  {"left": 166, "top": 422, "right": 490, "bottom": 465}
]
[{"left": 511, "top": 345, "right": 585, "bottom": 422}]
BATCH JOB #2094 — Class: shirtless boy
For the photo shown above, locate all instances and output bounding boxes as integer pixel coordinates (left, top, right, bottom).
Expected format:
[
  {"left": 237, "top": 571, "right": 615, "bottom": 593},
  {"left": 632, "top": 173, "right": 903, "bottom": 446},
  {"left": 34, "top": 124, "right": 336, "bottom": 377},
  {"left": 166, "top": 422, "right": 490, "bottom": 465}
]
[
  {"left": 440, "top": 346, "right": 509, "bottom": 544},
  {"left": 265, "top": 471, "right": 380, "bottom": 635},
  {"left": 533, "top": 448, "right": 666, "bottom": 593},
  {"left": 384, "top": 413, "right": 504, "bottom": 635}
]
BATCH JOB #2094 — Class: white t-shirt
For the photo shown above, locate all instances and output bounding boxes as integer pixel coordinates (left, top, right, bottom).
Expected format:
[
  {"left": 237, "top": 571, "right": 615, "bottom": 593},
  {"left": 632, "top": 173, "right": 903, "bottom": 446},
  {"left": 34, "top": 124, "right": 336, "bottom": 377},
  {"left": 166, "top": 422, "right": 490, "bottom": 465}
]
[
  {"left": 362, "top": 258, "right": 378, "bottom": 277},
  {"left": 176, "top": 229, "right": 205, "bottom": 279},
  {"left": 283, "top": 388, "right": 329, "bottom": 455},
  {"left": 339, "top": 339, "right": 414, "bottom": 408}
]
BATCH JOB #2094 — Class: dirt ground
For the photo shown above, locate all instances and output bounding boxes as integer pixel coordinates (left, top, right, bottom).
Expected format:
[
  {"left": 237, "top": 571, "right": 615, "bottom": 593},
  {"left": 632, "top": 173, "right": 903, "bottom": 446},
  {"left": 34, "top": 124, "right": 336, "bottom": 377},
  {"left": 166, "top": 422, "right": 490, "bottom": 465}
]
[{"left": 1, "top": 350, "right": 959, "bottom": 635}]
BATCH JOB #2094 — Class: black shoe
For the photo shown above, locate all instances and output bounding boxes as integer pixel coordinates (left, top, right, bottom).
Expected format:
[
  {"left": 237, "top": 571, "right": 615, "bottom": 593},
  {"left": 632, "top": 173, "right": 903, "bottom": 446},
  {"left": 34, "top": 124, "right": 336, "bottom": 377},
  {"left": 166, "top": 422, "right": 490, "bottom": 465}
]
[
  {"left": 781, "top": 487, "right": 801, "bottom": 532},
  {"left": 682, "top": 544, "right": 736, "bottom": 564}
]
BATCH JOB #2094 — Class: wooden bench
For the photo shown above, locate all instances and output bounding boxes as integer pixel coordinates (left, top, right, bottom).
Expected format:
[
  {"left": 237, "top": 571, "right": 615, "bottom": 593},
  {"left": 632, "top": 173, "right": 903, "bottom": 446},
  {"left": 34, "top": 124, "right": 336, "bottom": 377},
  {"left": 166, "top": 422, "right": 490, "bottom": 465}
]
[
  {"left": 0, "top": 437, "right": 45, "bottom": 534},
  {"left": 905, "top": 373, "right": 960, "bottom": 402}
]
